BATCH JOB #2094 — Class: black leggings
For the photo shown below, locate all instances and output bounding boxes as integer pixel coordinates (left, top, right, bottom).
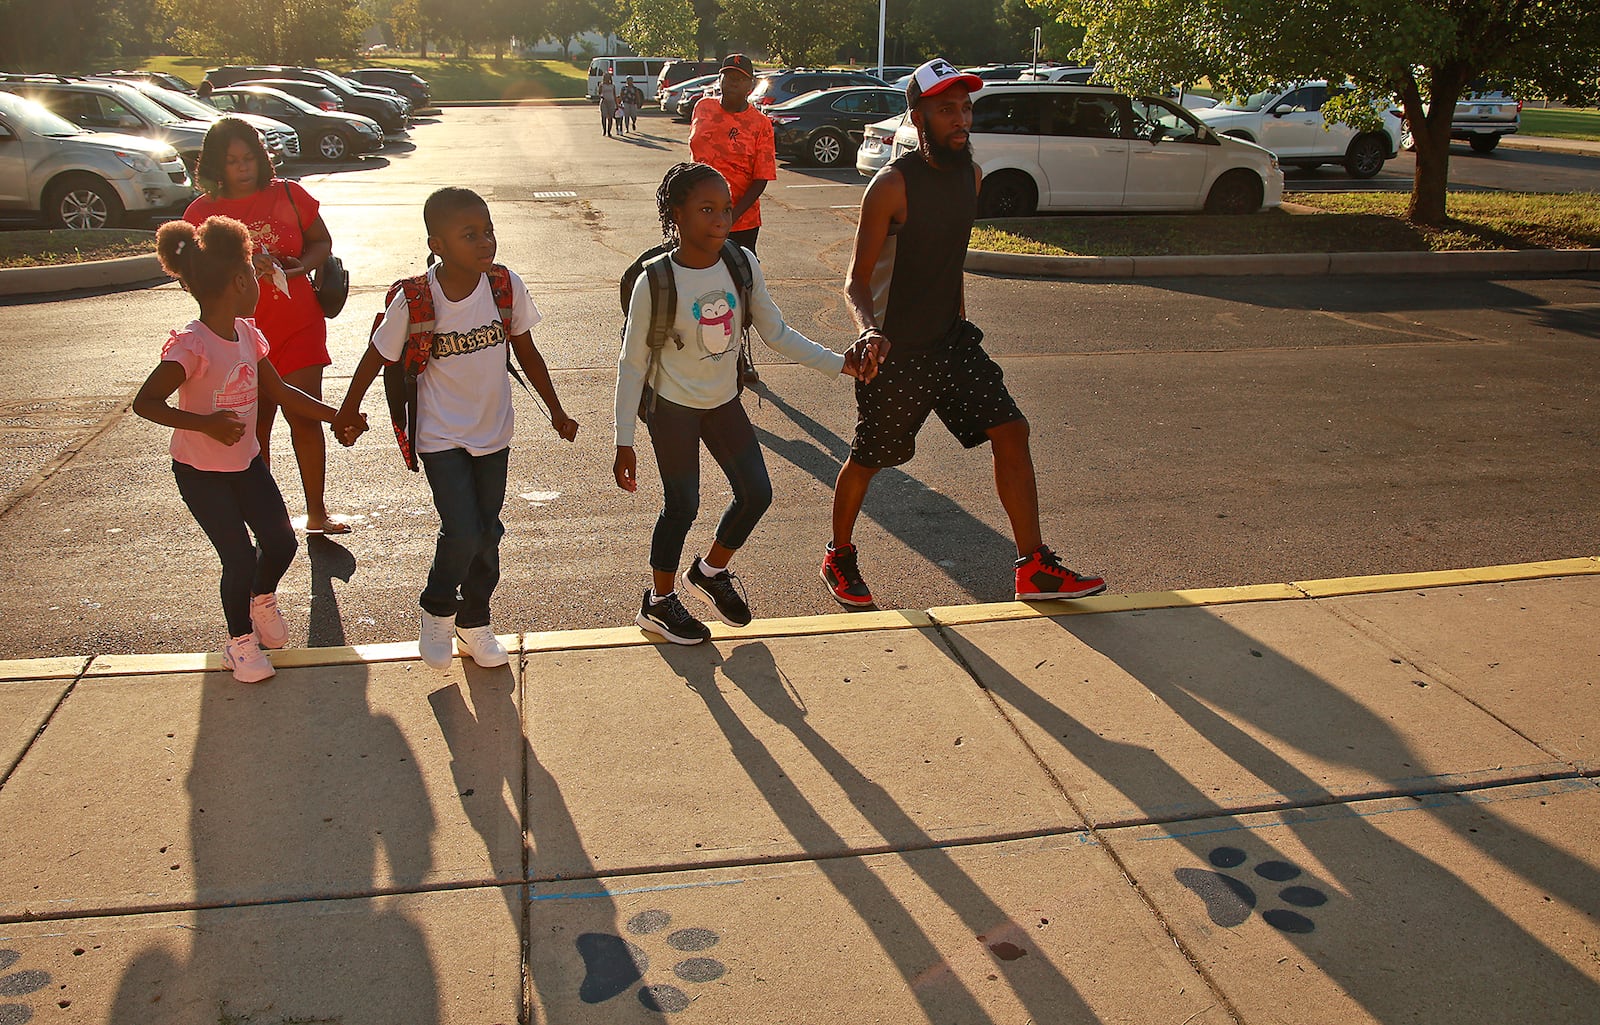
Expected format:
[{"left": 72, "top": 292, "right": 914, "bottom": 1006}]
[
  {"left": 645, "top": 395, "right": 772, "bottom": 573},
  {"left": 173, "top": 456, "right": 297, "bottom": 637}
]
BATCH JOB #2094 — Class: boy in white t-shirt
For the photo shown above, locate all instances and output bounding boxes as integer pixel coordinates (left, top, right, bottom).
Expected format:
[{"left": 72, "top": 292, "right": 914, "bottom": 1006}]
[{"left": 333, "top": 188, "right": 579, "bottom": 671}]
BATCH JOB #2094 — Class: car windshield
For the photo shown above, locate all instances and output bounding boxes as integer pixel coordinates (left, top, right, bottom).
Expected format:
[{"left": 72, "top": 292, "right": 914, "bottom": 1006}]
[
  {"left": 1216, "top": 89, "right": 1279, "bottom": 112},
  {"left": 109, "top": 85, "right": 185, "bottom": 125},
  {"left": 3, "top": 96, "right": 84, "bottom": 136},
  {"left": 146, "top": 88, "right": 222, "bottom": 121}
]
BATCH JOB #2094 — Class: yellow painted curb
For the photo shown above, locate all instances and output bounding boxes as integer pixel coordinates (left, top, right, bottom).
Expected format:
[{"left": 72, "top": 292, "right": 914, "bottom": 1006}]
[
  {"left": 0, "top": 656, "right": 91, "bottom": 682},
  {"left": 927, "top": 583, "right": 1305, "bottom": 626},
  {"left": 1292, "top": 557, "right": 1600, "bottom": 598},
  {"left": 28, "top": 557, "right": 1600, "bottom": 679}
]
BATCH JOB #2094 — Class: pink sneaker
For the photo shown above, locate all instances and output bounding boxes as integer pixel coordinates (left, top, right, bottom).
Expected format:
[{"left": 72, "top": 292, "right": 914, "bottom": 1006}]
[
  {"left": 222, "top": 633, "right": 275, "bottom": 683},
  {"left": 250, "top": 593, "right": 289, "bottom": 649}
]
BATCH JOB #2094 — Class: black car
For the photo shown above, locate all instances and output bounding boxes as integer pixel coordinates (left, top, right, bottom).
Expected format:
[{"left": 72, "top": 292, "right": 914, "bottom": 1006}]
[
  {"left": 768, "top": 86, "right": 908, "bottom": 166},
  {"left": 750, "top": 69, "right": 887, "bottom": 110},
  {"left": 208, "top": 85, "right": 386, "bottom": 162},
  {"left": 347, "top": 67, "right": 430, "bottom": 109},
  {"left": 93, "top": 70, "right": 196, "bottom": 94},
  {"left": 206, "top": 66, "right": 408, "bottom": 133},
  {"left": 235, "top": 79, "right": 345, "bottom": 113}
]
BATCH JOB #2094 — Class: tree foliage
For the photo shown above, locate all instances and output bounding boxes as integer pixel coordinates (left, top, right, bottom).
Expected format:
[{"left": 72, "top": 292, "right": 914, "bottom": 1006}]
[
  {"left": 624, "top": 0, "right": 699, "bottom": 58},
  {"left": 718, "top": 0, "right": 868, "bottom": 66},
  {"left": 152, "top": 0, "right": 371, "bottom": 63},
  {"left": 1032, "top": 0, "right": 1600, "bottom": 223}
]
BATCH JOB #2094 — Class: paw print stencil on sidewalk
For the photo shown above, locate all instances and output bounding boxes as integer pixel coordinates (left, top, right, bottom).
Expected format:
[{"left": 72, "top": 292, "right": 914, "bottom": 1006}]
[
  {"left": 1175, "top": 846, "right": 1329, "bottom": 933},
  {"left": 577, "top": 910, "right": 726, "bottom": 1012},
  {"left": 0, "top": 948, "right": 53, "bottom": 1025}
]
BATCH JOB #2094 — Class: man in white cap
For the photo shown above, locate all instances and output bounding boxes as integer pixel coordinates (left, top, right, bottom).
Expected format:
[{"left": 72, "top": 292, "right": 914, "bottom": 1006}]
[{"left": 819, "top": 58, "right": 1106, "bottom": 609}]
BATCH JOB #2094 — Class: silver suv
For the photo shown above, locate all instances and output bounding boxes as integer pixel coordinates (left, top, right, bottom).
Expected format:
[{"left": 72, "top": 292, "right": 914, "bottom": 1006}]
[
  {"left": 0, "top": 90, "right": 193, "bottom": 228},
  {"left": 0, "top": 75, "right": 212, "bottom": 176}
]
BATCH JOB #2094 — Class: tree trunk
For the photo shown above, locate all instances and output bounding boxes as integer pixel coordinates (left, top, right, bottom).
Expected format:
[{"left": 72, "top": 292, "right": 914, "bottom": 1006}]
[{"left": 1408, "top": 122, "right": 1451, "bottom": 225}]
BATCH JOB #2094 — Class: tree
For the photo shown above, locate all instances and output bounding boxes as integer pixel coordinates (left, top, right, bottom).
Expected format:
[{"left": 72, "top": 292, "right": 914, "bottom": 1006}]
[
  {"left": 546, "top": 0, "right": 600, "bottom": 57},
  {"left": 1031, "top": 0, "right": 1600, "bottom": 224},
  {"left": 155, "top": 0, "right": 370, "bottom": 64},
  {"left": 718, "top": 0, "right": 864, "bottom": 66},
  {"left": 624, "top": 0, "right": 698, "bottom": 57},
  {"left": 1, "top": 0, "right": 118, "bottom": 68}
]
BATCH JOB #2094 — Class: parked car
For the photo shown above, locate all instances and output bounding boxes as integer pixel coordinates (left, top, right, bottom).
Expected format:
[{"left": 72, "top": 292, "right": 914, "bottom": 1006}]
[
  {"left": 749, "top": 69, "right": 887, "bottom": 109},
  {"left": 346, "top": 67, "right": 431, "bottom": 109},
  {"left": 92, "top": 70, "right": 196, "bottom": 94},
  {"left": 97, "top": 77, "right": 299, "bottom": 166},
  {"left": 1191, "top": 81, "right": 1400, "bottom": 177},
  {"left": 234, "top": 78, "right": 344, "bottom": 113},
  {"left": 1401, "top": 88, "right": 1521, "bottom": 153},
  {"left": 208, "top": 84, "right": 384, "bottom": 162},
  {"left": 205, "top": 66, "right": 408, "bottom": 132},
  {"left": 855, "top": 112, "right": 907, "bottom": 176},
  {"left": 769, "top": 86, "right": 908, "bottom": 167},
  {"left": 964, "top": 64, "right": 1033, "bottom": 82},
  {"left": 0, "top": 74, "right": 211, "bottom": 176},
  {"left": 0, "top": 89, "right": 192, "bottom": 228},
  {"left": 656, "top": 59, "right": 721, "bottom": 101},
  {"left": 1017, "top": 66, "right": 1098, "bottom": 84},
  {"left": 662, "top": 73, "right": 719, "bottom": 120},
  {"left": 866, "top": 65, "right": 918, "bottom": 83},
  {"left": 889, "top": 82, "right": 1283, "bottom": 215},
  {"left": 586, "top": 57, "right": 671, "bottom": 101}
]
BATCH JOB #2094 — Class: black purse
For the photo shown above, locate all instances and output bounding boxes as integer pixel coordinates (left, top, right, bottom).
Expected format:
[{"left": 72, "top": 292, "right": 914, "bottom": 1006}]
[{"left": 282, "top": 182, "right": 348, "bottom": 318}]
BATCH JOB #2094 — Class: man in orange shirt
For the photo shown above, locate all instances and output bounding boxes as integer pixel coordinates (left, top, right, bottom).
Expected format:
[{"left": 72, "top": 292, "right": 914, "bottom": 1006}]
[{"left": 690, "top": 53, "right": 777, "bottom": 386}]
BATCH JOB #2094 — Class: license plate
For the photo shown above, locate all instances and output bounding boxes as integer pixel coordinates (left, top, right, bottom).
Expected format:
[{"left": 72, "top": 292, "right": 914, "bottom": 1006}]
[{"left": 1475, "top": 105, "right": 1492, "bottom": 115}]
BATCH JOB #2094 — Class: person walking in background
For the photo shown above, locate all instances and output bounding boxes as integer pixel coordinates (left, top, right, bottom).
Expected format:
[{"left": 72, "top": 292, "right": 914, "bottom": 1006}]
[
  {"left": 134, "top": 216, "right": 359, "bottom": 683},
  {"left": 184, "top": 118, "right": 349, "bottom": 535},
  {"left": 821, "top": 58, "right": 1107, "bottom": 609},
  {"left": 621, "top": 77, "right": 646, "bottom": 133},
  {"left": 598, "top": 71, "right": 618, "bottom": 138},
  {"left": 689, "top": 53, "right": 776, "bottom": 386}
]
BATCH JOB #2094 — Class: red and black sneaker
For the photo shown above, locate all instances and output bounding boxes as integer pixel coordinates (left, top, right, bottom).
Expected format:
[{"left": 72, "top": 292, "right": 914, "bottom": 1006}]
[
  {"left": 820, "top": 543, "right": 874, "bottom": 607},
  {"left": 1015, "top": 545, "right": 1106, "bottom": 600}
]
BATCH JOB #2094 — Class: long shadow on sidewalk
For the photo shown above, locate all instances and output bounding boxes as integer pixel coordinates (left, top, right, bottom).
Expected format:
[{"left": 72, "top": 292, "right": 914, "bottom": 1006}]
[
  {"left": 943, "top": 605, "right": 1600, "bottom": 1021},
  {"left": 656, "top": 638, "right": 1096, "bottom": 1023}
]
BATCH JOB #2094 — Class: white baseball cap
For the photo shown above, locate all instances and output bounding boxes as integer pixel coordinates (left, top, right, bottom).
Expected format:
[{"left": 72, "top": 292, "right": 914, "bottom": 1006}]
[{"left": 905, "top": 58, "right": 984, "bottom": 104}]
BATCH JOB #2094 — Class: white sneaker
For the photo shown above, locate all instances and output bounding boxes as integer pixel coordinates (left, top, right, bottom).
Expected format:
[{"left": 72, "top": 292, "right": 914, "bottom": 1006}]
[
  {"left": 455, "top": 625, "right": 509, "bottom": 668},
  {"left": 250, "top": 593, "right": 289, "bottom": 649},
  {"left": 419, "top": 611, "right": 456, "bottom": 671},
  {"left": 222, "top": 632, "right": 275, "bottom": 684}
]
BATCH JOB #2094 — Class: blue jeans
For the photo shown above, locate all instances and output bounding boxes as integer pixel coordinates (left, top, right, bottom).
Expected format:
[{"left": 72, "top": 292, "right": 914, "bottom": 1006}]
[
  {"left": 418, "top": 446, "right": 508, "bottom": 628},
  {"left": 646, "top": 395, "right": 772, "bottom": 573},
  {"left": 173, "top": 456, "right": 297, "bottom": 638}
]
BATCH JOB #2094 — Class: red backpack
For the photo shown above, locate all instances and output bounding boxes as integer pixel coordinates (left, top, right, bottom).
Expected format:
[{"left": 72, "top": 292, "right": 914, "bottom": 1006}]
[{"left": 375, "top": 264, "right": 519, "bottom": 471}]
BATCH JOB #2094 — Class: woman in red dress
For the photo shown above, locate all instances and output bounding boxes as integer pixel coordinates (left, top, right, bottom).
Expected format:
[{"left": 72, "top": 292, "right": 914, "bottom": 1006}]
[{"left": 184, "top": 118, "right": 348, "bottom": 534}]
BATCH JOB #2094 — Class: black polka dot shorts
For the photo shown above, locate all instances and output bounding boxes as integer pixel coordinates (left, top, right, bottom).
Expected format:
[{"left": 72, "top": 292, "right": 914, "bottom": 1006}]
[{"left": 850, "top": 343, "right": 1023, "bottom": 468}]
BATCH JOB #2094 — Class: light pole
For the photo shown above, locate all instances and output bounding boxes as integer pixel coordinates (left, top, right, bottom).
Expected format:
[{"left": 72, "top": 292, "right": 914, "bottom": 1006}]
[{"left": 878, "top": 0, "right": 887, "bottom": 79}]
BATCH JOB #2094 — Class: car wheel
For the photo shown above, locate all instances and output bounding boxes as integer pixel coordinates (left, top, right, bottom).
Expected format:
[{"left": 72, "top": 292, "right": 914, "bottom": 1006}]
[
  {"left": 1203, "top": 170, "right": 1263, "bottom": 215},
  {"left": 1344, "top": 134, "right": 1387, "bottom": 178},
  {"left": 809, "top": 129, "right": 848, "bottom": 167},
  {"left": 317, "top": 130, "right": 350, "bottom": 161},
  {"left": 1469, "top": 134, "right": 1500, "bottom": 153},
  {"left": 977, "top": 170, "right": 1037, "bottom": 218},
  {"left": 45, "top": 174, "right": 124, "bottom": 230}
]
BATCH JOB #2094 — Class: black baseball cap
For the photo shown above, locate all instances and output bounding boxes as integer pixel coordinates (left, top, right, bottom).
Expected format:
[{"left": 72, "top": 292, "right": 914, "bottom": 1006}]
[
  {"left": 906, "top": 57, "right": 984, "bottom": 105},
  {"left": 720, "top": 54, "right": 755, "bottom": 79}
]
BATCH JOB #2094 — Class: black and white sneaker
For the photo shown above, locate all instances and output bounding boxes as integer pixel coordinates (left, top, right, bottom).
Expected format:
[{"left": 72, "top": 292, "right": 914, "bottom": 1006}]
[
  {"left": 683, "top": 562, "right": 753, "bottom": 627},
  {"left": 635, "top": 589, "right": 711, "bottom": 645}
]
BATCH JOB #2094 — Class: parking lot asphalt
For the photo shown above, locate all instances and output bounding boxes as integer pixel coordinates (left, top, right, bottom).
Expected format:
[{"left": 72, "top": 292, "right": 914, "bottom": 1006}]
[{"left": 0, "top": 106, "right": 1597, "bottom": 661}]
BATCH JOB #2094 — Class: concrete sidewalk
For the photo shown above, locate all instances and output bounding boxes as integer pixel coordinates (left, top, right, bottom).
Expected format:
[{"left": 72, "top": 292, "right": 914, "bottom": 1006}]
[{"left": 1, "top": 559, "right": 1597, "bottom": 1024}]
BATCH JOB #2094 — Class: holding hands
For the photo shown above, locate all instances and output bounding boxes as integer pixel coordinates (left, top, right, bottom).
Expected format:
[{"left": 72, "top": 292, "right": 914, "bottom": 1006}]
[
  {"left": 330, "top": 408, "right": 369, "bottom": 447},
  {"left": 842, "top": 329, "right": 890, "bottom": 383}
]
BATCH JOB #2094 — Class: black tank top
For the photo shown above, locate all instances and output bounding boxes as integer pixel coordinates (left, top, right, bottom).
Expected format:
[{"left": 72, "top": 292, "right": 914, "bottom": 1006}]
[{"left": 875, "top": 151, "right": 976, "bottom": 354}]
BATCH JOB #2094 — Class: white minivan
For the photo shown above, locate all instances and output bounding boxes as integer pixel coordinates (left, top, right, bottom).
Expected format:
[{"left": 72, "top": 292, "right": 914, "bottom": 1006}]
[
  {"left": 891, "top": 82, "right": 1283, "bottom": 215},
  {"left": 587, "top": 58, "right": 671, "bottom": 101}
]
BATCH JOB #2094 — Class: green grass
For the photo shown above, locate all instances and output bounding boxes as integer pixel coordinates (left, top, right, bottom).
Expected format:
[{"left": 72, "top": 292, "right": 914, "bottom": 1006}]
[
  {"left": 969, "top": 191, "right": 1600, "bottom": 257},
  {"left": 1518, "top": 106, "right": 1600, "bottom": 142},
  {"left": 0, "top": 229, "right": 154, "bottom": 269},
  {"left": 121, "top": 55, "right": 588, "bottom": 102}
]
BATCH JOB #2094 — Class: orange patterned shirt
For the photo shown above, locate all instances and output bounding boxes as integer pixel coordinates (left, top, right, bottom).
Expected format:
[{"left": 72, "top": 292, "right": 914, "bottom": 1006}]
[{"left": 690, "top": 99, "right": 777, "bottom": 231}]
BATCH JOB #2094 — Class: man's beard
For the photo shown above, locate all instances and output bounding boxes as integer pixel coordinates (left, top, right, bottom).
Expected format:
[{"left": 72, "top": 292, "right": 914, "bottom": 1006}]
[{"left": 922, "top": 131, "right": 973, "bottom": 169}]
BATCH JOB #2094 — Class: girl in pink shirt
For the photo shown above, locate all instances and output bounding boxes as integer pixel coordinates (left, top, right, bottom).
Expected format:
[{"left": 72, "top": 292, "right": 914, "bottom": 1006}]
[{"left": 133, "top": 216, "right": 365, "bottom": 683}]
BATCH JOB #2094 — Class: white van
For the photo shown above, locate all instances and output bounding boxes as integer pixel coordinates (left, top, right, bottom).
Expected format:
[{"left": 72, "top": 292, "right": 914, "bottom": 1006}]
[{"left": 587, "top": 58, "right": 671, "bottom": 101}]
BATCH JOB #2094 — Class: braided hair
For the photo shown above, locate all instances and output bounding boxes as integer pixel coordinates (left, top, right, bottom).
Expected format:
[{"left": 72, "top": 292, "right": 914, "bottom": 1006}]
[{"left": 656, "top": 161, "right": 727, "bottom": 245}]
